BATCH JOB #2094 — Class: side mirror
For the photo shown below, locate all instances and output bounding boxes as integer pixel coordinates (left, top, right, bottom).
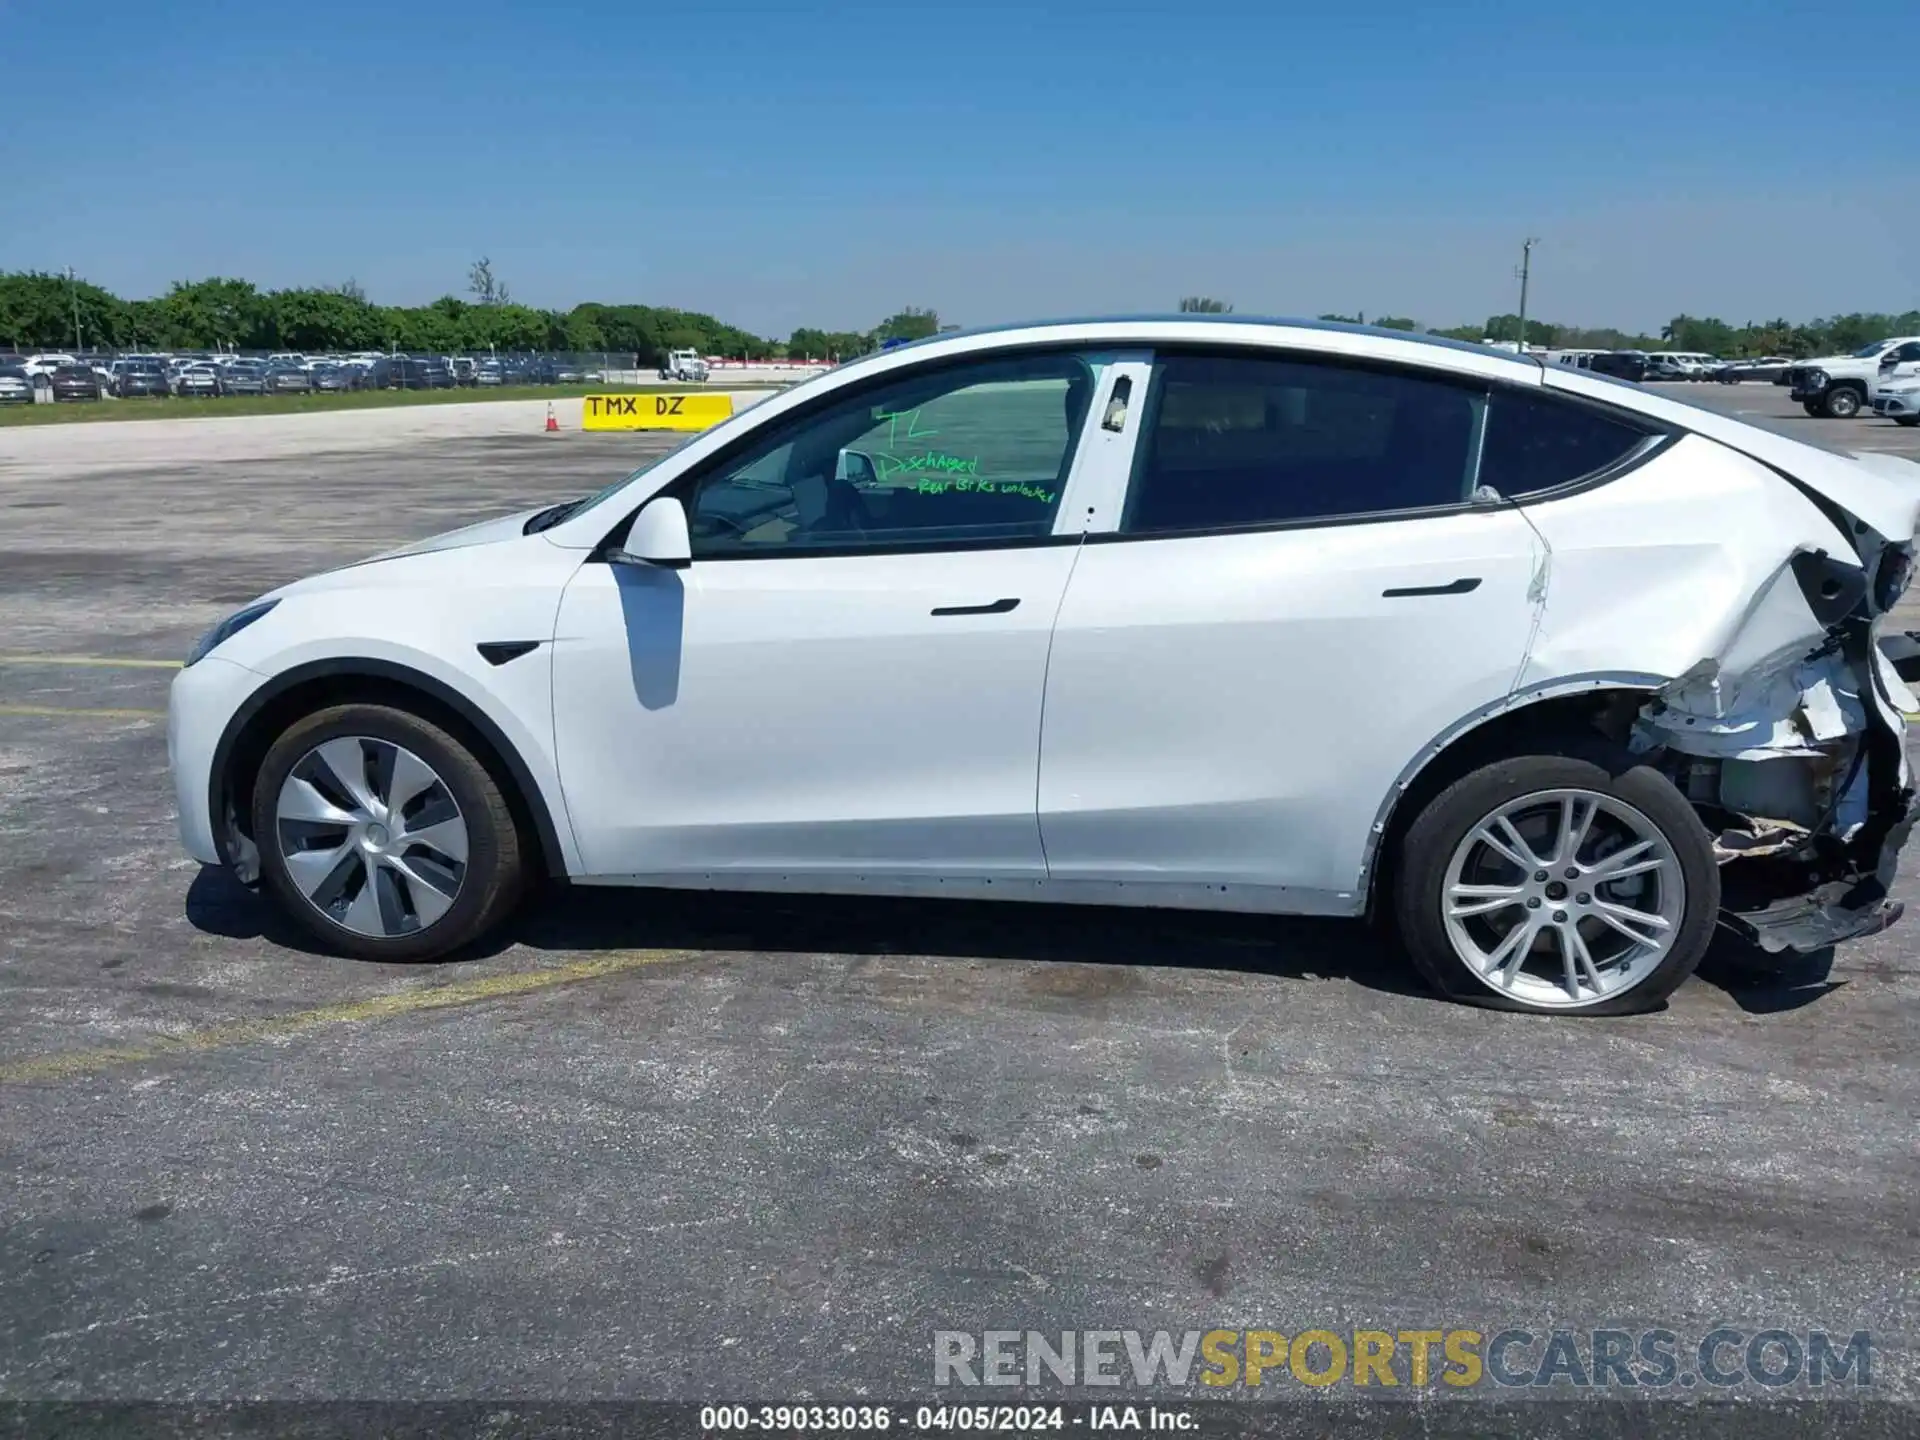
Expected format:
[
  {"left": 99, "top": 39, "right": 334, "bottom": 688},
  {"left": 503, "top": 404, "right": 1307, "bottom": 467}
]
[
  {"left": 835, "top": 448, "right": 879, "bottom": 486},
  {"left": 612, "top": 496, "right": 691, "bottom": 569}
]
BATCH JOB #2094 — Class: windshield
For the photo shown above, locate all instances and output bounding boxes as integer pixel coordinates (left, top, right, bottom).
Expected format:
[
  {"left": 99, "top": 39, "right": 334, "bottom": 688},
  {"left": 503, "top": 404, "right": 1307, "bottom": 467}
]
[{"left": 1853, "top": 341, "right": 1894, "bottom": 358}]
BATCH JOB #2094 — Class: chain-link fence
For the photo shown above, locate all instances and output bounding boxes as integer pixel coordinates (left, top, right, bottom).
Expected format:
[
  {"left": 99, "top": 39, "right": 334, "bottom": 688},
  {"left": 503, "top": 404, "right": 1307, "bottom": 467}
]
[{"left": 0, "top": 347, "right": 833, "bottom": 404}]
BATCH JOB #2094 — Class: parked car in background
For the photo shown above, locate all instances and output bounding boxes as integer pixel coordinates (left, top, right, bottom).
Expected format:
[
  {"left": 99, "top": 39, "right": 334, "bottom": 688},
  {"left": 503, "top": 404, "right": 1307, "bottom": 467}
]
[
  {"left": 1587, "top": 351, "right": 1651, "bottom": 382},
  {"left": 309, "top": 363, "right": 360, "bottom": 393},
  {"left": 1642, "top": 354, "right": 1693, "bottom": 381},
  {"left": 451, "top": 357, "right": 477, "bottom": 386},
  {"left": 21, "top": 352, "right": 78, "bottom": 378},
  {"left": 1788, "top": 337, "right": 1920, "bottom": 418},
  {"left": 265, "top": 364, "right": 313, "bottom": 395},
  {"left": 173, "top": 363, "right": 223, "bottom": 397},
  {"left": 0, "top": 366, "right": 34, "bottom": 404},
  {"left": 48, "top": 364, "right": 101, "bottom": 401},
  {"left": 342, "top": 356, "right": 391, "bottom": 389},
  {"left": 474, "top": 360, "right": 507, "bottom": 387},
  {"left": 386, "top": 357, "right": 434, "bottom": 390},
  {"left": 110, "top": 360, "right": 170, "bottom": 398},
  {"left": 1711, "top": 356, "right": 1793, "bottom": 384},
  {"left": 221, "top": 362, "right": 269, "bottom": 397},
  {"left": 1869, "top": 341, "right": 1920, "bottom": 403},
  {"left": 1869, "top": 380, "right": 1920, "bottom": 427},
  {"left": 419, "top": 358, "right": 455, "bottom": 389}
]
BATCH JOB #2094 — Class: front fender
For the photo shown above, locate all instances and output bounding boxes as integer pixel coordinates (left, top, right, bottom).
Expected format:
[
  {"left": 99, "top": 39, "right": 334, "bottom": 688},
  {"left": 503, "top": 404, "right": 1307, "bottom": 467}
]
[{"left": 206, "top": 650, "right": 580, "bottom": 881}]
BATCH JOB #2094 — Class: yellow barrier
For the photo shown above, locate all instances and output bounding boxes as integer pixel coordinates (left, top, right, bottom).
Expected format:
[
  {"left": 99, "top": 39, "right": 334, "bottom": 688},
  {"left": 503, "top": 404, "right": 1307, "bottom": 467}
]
[{"left": 582, "top": 392, "right": 733, "bottom": 432}]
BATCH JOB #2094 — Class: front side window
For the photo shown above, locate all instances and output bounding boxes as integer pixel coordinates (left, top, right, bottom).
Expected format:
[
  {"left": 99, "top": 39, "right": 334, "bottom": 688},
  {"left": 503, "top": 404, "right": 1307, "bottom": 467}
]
[
  {"left": 1121, "top": 354, "right": 1480, "bottom": 534},
  {"left": 1479, "top": 389, "right": 1656, "bottom": 498},
  {"left": 685, "top": 353, "right": 1097, "bottom": 556}
]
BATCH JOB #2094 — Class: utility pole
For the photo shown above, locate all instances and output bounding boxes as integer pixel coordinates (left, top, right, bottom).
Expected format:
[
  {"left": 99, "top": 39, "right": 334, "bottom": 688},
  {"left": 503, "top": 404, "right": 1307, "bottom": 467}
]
[
  {"left": 68, "top": 266, "right": 83, "bottom": 353},
  {"left": 1514, "top": 238, "right": 1540, "bottom": 354}
]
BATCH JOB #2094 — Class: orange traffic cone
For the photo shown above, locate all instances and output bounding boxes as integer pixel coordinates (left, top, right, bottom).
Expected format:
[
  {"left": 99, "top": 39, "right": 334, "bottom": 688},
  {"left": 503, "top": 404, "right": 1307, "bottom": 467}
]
[{"left": 544, "top": 403, "right": 559, "bottom": 433}]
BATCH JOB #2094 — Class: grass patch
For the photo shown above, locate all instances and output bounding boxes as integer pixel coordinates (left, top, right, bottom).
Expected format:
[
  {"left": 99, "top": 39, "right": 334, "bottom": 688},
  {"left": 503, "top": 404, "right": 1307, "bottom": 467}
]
[{"left": 0, "top": 383, "right": 764, "bottom": 427}]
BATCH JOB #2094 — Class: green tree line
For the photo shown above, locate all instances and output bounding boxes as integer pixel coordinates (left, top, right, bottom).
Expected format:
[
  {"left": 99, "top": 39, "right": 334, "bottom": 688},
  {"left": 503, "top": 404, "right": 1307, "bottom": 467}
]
[
  {"left": 0, "top": 270, "right": 944, "bottom": 363},
  {"left": 9, "top": 267, "right": 1915, "bottom": 362},
  {"left": 1316, "top": 307, "right": 1920, "bottom": 355},
  {"left": 1424, "top": 311, "right": 1920, "bottom": 356}
]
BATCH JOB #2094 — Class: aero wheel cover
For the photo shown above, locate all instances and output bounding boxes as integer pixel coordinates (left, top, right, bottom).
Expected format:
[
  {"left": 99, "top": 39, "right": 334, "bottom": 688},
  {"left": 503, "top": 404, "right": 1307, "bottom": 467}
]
[
  {"left": 1441, "top": 788, "right": 1685, "bottom": 1010},
  {"left": 274, "top": 736, "right": 469, "bottom": 938}
]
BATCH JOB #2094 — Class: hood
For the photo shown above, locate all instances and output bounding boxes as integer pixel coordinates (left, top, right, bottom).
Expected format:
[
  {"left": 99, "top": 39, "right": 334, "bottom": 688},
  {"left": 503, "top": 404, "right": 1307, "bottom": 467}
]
[
  {"left": 366, "top": 505, "right": 550, "bottom": 562},
  {"left": 258, "top": 505, "right": 555, "bottom": 604},
  {"left": 1802, "top": 351, "right": 1886, "bottom": 371}
]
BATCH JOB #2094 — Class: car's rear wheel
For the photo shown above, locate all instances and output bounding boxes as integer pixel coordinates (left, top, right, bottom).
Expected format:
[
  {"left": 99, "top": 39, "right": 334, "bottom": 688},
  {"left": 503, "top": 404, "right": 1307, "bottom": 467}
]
[
  {"left": 1393, "top": 744, "right": 1718, "bottom": 1015},
  {"left": 1897, "top": 416, "right": 1919, "bottom": 429},
  {"left": 1823, "top": 386, "right": 1862, "bottom": 419},
  {"left": 252, "top": 703, "right": 524, "bottom": 961}
]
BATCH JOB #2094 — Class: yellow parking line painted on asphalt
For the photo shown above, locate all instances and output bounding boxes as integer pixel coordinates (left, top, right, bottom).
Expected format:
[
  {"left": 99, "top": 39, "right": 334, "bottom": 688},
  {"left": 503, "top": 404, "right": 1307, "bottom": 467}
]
[
  {"left": 3, "top": 656, "right": 182, "bottom": 671},
  {"left": 0, "top": 704, "right": 166, "bottom": 719},
  {"left": 0, "top": 950, "right": 699, "bottom": 1085}
]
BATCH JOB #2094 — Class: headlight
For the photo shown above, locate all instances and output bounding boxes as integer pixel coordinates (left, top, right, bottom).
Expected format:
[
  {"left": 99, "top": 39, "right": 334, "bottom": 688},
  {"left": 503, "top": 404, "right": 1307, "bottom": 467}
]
[
  {"left": 185, "top": 599, "right": 279, "bottom": 667},
  {"left": 1808, "top": 370, "right": 1829, "bottom": 389}
]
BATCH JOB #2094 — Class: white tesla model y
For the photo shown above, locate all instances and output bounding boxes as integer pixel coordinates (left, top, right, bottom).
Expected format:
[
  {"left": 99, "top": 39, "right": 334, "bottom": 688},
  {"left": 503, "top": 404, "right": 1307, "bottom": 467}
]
[{"left": 168, "top": 318, "right": 1920, "bottom": 1014}]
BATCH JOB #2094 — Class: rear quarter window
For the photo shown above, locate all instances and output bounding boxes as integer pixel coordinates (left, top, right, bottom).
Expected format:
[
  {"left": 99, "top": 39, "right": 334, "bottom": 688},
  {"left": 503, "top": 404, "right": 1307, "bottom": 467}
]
[{"left": 1479, "top": 389, "right": 1657, "bottom": 498}]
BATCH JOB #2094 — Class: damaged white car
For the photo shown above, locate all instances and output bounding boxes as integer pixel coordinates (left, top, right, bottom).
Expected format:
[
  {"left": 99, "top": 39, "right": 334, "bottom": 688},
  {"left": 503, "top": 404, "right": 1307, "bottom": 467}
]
[{"left": 167, "top": 317, "right": 1920, "bottom": 1015}]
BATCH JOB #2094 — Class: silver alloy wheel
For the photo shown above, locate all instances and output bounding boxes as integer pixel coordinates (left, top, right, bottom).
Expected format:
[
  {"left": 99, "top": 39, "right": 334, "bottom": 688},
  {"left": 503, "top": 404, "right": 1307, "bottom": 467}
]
[
  {"left": 274, "top": 736, "right": 469, "bottom": 939},
  {"left": 1441, "top": 788, "right": 1685, "bottom": 1009}
]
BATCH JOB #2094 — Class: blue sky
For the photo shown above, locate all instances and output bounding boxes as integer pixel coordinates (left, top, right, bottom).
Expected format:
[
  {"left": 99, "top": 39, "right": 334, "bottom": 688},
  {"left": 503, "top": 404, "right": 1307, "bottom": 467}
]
[{"left": 3, "top": 0, "right": 1913, "bottom": 337}]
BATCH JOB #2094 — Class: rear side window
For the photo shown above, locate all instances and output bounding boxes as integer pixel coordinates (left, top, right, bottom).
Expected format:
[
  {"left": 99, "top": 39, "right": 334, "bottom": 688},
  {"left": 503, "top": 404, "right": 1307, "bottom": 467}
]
[
  {"left": 1479, "top": 390, "right": 1655, "bottom": 498},
  {"left": 1123, "top": 355, "right": 1480, "bottom": 534}
]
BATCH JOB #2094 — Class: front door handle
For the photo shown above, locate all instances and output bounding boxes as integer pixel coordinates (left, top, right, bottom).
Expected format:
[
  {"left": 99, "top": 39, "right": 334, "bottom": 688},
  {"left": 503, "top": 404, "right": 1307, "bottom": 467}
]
[
  {"left": 931, "top": 597, "right": 1020, "bottom": 616},
  {"left": 1382, "top": 577, "right": 1482, "bottom": 598}
]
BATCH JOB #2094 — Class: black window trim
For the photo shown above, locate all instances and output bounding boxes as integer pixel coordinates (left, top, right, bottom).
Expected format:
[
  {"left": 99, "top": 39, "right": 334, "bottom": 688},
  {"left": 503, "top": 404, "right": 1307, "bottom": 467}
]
[
  {"left": 594, "top": 344, "right": 1105, "bottom": 564},
  {"left": 1091, "top": 342, "right": 1680, "bottom": 545},
  {"left": 1480, "top": 397, "right": 1678, "bottom": 507}
]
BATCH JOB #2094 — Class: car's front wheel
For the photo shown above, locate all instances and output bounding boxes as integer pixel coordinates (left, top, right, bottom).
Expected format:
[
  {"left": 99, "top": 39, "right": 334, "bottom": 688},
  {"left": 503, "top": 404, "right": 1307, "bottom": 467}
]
[
  {"left": 252, "top": 703, "right": 525, "bottom": 961},
  {"left": 1823, "top": 386, "right": 1862, "bottom": 418},
  {"left": 1393, "top": 744, "right": 1718, "bottom": 1014}
]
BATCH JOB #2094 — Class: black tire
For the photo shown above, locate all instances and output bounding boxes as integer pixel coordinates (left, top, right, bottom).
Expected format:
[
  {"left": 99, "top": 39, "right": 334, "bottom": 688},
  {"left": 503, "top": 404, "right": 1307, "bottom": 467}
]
[
  {"left": 1802, "top": 400, "right": 1823, "bottom": 416},
  {"left": 1896, "top": 416, "right": 1919, "bottom": 429},
  {"left": 251, "top": 702, "right": 525, "bottom": 962},
  {"left": 1823, "top": 386, "right": 1862, "bottom": 419},
  {"left": 1392, "top": 739, "right": 1720, "bottom": 1015}
]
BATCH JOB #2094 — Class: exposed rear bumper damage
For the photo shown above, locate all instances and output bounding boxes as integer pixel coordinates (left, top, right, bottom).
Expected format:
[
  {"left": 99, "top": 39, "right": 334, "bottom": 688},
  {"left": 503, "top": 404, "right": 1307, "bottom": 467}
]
[{"left": 1632, "top": 536, "right": 1917, "bottom": 953}]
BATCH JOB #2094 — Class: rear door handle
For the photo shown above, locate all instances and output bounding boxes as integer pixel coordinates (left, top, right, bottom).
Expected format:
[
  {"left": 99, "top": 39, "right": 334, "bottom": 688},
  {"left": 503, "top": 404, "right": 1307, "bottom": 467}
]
[
  {"left": 1382, "top": 577, "right": 1481, "bottom": 598},
  {"left": 931, "top": 597, "right": 1020, "bottom": 616}
]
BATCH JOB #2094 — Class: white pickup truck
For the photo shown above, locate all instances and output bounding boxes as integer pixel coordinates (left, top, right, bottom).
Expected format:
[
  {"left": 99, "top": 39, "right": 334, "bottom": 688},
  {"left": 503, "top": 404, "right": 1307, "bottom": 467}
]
[
  {"left": 1786, "top": 337, "right": 1920, "bottom": 418},
  {"left": 657, "top": 348, "right": 710, "bottom": 382}
]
